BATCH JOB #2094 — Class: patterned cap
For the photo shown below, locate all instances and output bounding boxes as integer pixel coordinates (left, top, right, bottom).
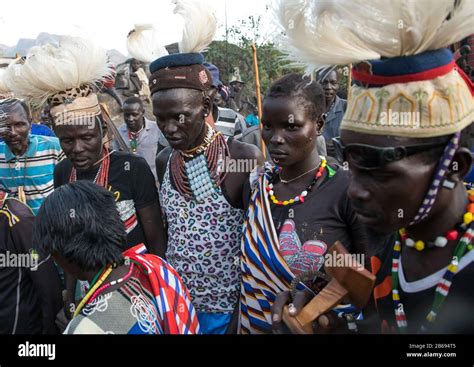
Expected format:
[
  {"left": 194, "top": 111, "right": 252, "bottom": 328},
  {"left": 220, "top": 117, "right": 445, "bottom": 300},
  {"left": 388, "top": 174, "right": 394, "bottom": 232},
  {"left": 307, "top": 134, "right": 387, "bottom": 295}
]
[{"left": 342, "top": 48, "right": 474, "bottom": 138}]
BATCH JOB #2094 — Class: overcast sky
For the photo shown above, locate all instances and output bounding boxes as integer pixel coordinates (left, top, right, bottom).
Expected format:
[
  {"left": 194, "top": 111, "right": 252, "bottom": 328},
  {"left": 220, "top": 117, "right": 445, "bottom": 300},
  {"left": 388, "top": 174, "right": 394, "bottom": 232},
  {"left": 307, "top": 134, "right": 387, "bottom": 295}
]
[{"left": 0, "top": 0, "right": 271, "bottom": 54}]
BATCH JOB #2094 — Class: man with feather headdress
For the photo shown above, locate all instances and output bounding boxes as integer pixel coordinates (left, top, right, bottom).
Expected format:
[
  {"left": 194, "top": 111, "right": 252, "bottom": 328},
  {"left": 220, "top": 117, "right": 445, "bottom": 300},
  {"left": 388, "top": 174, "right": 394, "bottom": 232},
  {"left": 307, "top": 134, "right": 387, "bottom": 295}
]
[{"left": 4, "top": 37, "right": 168, "bottom": 316}]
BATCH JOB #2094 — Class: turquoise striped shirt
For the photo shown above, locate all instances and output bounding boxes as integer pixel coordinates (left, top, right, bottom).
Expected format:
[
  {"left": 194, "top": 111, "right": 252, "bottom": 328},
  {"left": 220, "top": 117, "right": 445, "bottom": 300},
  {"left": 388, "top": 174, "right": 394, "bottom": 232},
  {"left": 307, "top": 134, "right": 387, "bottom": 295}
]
[{"left": 0, "top": 134, "right": 64, "bottom": 215}]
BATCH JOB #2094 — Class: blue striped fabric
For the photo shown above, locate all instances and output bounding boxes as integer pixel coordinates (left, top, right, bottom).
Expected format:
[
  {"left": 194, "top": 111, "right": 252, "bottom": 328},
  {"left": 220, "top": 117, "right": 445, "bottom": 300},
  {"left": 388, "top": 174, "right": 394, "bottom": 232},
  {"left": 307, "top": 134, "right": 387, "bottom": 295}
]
[
  {"left": 0, "top": 134, "right": 64, "bottom": 215},
  {"left": 239, "top": 167, "right": 307, "bottom": 334}
]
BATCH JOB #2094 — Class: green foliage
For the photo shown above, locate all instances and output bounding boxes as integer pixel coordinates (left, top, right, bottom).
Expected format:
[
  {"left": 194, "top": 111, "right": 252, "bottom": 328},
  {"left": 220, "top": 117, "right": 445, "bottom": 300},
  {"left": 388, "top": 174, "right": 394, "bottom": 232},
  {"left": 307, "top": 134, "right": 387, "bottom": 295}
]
[
  {"left": 205, "top": 14, "right": 351, "bottom": 103},
  {"left": 205, "top": 15, "right": 303, "bottom": 102}
]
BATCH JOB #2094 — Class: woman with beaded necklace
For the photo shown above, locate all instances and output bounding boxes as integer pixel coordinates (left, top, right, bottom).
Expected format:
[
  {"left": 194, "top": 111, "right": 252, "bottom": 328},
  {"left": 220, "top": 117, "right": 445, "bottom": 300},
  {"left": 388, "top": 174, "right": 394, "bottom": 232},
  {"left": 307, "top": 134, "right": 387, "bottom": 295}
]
[{"left": 239, "top": 73, "right": 369, "bottom": 334}]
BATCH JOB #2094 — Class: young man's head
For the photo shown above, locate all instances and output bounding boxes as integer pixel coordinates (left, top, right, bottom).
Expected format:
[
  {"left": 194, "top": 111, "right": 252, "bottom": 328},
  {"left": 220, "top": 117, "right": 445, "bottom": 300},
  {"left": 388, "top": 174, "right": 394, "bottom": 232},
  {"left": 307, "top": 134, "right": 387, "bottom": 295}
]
[
  {"left": 123, "top": 96, "right": 145, "bottom": 132},
  {"left": 230, "top": 80, "right": 244, "bottom": 95},
  {"left": 149, "top": 54, "right": 214, "bottom": 152},
  {"left": 41, "top": 104, "right": 53, "bottom": 127},
  {"left": 54, "top": 116, "right": 104, "bottom": 173},
  {"left": 339, "top": 129, "right": 472, "bottom": 234},
  {"left": 262, "top": 73, "right": 326, "bottom": 166},
  {"left": 203, "top": 62, "right": 228, "bottom": 113},
  {"left": 0, "top": 98, "right": 32, "bottom": 156},
  {"left": 33, "top": 180, "right": 127, "bottom": 280},
  {"left": 130, "top": 58, "right": 142, "bottom": 73},
  {"left": 318, "top": 69, "right": 339, "bottom": 108}
]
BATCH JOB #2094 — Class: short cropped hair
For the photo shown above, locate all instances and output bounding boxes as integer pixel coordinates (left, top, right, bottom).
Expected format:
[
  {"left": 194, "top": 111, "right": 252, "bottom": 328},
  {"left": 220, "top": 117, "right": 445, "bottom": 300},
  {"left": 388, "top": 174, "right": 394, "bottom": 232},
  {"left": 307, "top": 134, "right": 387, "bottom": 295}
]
[
  {"left": 0, "top": 98, "right": 31, "bottom": 120},
  {"left": 265, "top": 73, "right": 326, "bottom": 120},
  {"left": 123, "top": 96, "right": 144, "bottom": 110}
]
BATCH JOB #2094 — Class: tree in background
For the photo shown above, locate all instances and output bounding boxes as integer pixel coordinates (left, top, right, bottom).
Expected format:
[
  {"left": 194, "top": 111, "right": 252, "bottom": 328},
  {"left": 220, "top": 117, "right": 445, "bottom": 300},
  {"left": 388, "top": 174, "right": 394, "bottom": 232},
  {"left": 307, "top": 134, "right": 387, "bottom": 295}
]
[
  {"left": 206, "top": 14, "right": 300, "bottom": 112},
  {"left": 205, "top": 14, "right": 351, "bottom": 113}
]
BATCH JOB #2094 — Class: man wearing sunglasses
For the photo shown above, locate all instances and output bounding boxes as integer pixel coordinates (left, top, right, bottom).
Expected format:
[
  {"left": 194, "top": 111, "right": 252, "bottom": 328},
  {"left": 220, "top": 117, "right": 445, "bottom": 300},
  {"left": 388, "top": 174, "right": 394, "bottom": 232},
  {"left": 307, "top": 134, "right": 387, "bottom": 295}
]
[
  {"left": 275, "top": 0, "right": 474, "bottom": 334},
  {"left": 335, "top": 54, "right": 474, "bottom": 333}
]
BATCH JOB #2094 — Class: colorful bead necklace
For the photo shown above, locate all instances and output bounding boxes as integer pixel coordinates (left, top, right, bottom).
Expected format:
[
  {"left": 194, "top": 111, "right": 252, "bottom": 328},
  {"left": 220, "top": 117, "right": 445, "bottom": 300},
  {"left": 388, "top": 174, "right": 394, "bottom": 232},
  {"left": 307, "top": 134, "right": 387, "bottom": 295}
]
[
  {"left": 88, "top": 262, "right": 135, "bottom": 304},
  {"left": 266, "top": 157, "right": 330, "bottom": 206},
  {"left": 391, "top": 222, "right": 474, "bottom": 332},
  {"left": 73, "top": 264, "right": 114, "bottom": 317},
  {"left": 180, "top": 123, "right": 216, "bottom": 158},
  {"left": 69, "top": 146, "right": 111, "bottom": 188},
  {"left": 128, "top": 125, "right": 144, "bottom": 153},
  {"left": 185, "top": 154, "right": 219, "bottom": 202},
  {"left": 400, "top": 190, "right": 474, "bottom": 251},
  {"left": 171, "top": 123, "right": 230, "bottom": 201}
]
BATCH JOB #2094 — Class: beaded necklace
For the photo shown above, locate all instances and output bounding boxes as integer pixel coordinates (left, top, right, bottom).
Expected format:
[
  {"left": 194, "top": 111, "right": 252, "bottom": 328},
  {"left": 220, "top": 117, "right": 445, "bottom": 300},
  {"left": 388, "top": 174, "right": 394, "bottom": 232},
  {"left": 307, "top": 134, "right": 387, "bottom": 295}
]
[
  {"left": 88, "top": 262, "right": 135, "bottom": 304},
  {"left": 170, "top": 123, "right": 229, "bottom": 201},
  {"left": 69, "top": 147, "right": 111, "bottom": 187},
  {"left": 400, "top": 190, "right": 474, "bottom": 251},
  {"left": 266, "top": 157, "right": 335, "bottom": 206},
  {"left": 73, "top": 265, "right": 114, "bottom": 317},
  {"left": 391, "top": 222, "right": 474, "bottom": 332}
]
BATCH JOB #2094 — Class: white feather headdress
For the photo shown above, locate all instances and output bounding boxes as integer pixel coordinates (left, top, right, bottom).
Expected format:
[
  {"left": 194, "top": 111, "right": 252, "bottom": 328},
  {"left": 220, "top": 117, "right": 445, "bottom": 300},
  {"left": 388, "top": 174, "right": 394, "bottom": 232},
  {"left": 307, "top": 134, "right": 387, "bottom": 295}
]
[
  {"left": 127, "top": 24, "right": 169, "bottom": 63},
  {"left": 4, "top": 37, "right": 113, "bottom": 109},
  {"left": 275, "top": 0, "right": 474, "bottom": 73},
  {"left": 173, "top": 0, "right": 217, "bottom": 53}
]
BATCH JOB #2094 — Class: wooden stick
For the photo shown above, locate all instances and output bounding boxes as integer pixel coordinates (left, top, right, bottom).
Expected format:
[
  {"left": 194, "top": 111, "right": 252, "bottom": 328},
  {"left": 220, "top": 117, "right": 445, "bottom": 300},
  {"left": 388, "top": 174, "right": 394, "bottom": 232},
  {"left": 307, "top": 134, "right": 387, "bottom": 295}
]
[
  {"left": 251, "top": 43, "right": 266, "bottom": 158},
  {"left": 93, "top": 149, "right": 116, "bottom": 167},
  {"left": 347, "top": 64, "right": 353, "bottom": 102}
]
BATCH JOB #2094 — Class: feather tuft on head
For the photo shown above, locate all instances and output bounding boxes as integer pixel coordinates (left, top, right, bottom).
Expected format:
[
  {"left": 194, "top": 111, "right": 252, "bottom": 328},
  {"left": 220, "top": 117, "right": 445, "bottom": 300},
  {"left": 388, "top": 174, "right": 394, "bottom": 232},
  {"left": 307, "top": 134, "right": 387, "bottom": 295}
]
[
  {"left": 127, "top": 24, "right": 169, "bottom": 63},
  {"left": 3, "top": 37, "right": 113, "bottom": 109},
  {"left": 172, "top": 0, "right": 217, "bottom": 53},
  {"left": 274, "top": 0, "right": 474, "bottom": 73}
]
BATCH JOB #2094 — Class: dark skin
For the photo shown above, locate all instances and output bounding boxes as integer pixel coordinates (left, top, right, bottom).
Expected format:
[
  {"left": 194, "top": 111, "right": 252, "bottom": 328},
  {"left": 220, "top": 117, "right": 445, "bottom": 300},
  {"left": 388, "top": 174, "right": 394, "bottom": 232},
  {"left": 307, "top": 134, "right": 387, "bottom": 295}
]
[
  {"left": 153, "top": 88, "right": 264, "bottom": 210},
  {"left": 260, "top": 95, "right": 331, "bottom": 333},
  {"left": 320, "top": 70, "right": 339, "bottom": 108},
  {"left": 341, "top": 130, "right": 472, "bottom": 282},
  {"left": 261, "top": 96, "right": 324, "bottom": 202},
  {"left": 40, "top": 104, "right": 53, "bottom": 128},
  {"left": 153, "top": 87, "right": 264, "bottom": 334},
  {"left": 123, "top": 102, "right": 145, "bottom": 133},
  {"left": 54, "top": 119, "right": 167, "bottom": 316},
  {"left": 230, "top": 81, "right": 244, "bottom": 95},
  {"left": 130, "top": 59, "right": 141, "bottom": 73},
  {"left": 1, "top": 104, "right": 31, "bottom": 156}
]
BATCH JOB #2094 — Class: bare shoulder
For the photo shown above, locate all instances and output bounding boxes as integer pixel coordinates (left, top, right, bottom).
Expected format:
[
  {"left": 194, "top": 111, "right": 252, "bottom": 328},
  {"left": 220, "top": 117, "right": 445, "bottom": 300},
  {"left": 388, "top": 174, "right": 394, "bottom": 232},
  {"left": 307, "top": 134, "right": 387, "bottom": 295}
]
[
  {"left": 229, "top": 139, "right": 264, "bottom": 163},
  {"left": 155, "top": 146, "right": 173, "bottom": 184}
]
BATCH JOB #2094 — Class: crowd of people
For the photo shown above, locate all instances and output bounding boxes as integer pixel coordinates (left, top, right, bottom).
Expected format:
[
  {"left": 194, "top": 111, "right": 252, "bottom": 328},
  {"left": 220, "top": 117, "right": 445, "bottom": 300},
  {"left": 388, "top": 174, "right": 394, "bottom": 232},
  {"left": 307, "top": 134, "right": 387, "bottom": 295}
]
[{"left": 0, "top": 0, "right": 473, "bottom": 335}]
